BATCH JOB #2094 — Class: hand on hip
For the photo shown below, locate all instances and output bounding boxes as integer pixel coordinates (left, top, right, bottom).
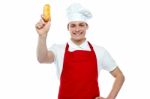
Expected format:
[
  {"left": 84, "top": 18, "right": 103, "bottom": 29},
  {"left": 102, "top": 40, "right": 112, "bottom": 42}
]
[{"left": 95, "top": 97, "right": 107, "bottom": 99}]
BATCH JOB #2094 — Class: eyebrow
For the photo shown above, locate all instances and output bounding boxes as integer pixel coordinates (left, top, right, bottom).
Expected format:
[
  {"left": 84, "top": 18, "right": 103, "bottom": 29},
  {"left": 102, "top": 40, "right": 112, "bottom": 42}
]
[
  {"left": 70, "top": 22, "right": 85, "bottom": 25},
  {"left": 79, "top": 22, "right": 86, "bottom": 24}
]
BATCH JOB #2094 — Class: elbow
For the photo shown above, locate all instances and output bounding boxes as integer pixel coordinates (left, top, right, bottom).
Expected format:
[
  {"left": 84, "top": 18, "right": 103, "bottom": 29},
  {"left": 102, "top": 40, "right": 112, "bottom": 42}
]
[
  {"left": 37, "top": 59, "right": 43, "bottom": 63},
  {"left": 115, "top": 71, "right": 125, "bottom": 83},
  {"left": 118, "top": 72, "right": 125, "bottom": 84},
  {"left": 122, "top": 73, "right": 125, "bottom": 83},
  {"left": 37, "top": 57, "right": 46, "bottom": 63},
  {"left": 37, "top": 56, "right": 53, "bottom": 64}
]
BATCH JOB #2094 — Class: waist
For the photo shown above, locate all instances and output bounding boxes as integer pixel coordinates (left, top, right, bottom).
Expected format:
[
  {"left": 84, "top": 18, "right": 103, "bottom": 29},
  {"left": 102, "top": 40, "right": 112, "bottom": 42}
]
[{"left": 58, "top": 95, "right": 100, "bottom": 99}]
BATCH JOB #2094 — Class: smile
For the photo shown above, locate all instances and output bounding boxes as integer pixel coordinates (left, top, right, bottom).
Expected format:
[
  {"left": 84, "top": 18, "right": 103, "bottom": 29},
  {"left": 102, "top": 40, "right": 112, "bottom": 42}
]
[{"left": 73, "top": 32, "right": 83, "bottom": 36}]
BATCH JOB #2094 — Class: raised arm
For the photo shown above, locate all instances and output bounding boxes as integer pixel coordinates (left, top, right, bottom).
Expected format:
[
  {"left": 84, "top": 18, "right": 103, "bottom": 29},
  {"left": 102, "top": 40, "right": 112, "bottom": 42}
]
[{"left": 35, "top": 18, "right": 54, "bottom": 63}]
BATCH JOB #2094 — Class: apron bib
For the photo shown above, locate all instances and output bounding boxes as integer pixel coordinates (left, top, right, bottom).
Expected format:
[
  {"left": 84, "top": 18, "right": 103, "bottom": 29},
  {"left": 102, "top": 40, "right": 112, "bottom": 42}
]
[{"left": 58, "top": 42, "right": 100, "bottom": 99}]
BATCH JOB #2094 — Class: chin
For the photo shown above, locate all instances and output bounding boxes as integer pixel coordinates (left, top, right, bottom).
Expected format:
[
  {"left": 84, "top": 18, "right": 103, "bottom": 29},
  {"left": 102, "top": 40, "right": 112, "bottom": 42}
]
[{"left": 72, "top": 37, "right": 85, "bottom": 42}]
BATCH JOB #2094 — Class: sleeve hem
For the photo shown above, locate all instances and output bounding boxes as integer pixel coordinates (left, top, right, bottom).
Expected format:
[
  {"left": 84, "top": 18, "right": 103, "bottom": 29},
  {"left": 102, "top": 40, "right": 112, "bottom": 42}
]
[{"left": 108, "top": 65, "right": 118, "bottom": 72}]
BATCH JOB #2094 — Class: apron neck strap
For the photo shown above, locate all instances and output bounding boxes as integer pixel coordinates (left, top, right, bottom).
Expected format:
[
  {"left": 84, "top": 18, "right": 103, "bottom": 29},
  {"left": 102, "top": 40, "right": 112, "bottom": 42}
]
[{"left": 65, "top": 41, "right": 94, "bottom": 51}]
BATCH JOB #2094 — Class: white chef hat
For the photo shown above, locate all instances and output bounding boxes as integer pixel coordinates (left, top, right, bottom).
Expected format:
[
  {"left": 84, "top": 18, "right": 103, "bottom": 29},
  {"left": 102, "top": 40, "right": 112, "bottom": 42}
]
[{"left": 66, "top": 3, "right": 92, "bottom": 24}]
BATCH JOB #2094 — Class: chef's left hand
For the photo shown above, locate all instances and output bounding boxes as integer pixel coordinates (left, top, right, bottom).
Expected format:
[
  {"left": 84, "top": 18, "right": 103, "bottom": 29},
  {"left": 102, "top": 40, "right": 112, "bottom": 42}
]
[{"left": 95, "top": 97, "right": 107, "bottom": 99}]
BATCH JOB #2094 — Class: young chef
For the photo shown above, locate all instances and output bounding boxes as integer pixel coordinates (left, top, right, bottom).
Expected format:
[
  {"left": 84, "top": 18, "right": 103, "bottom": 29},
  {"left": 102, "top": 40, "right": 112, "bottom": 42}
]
[{"left": 35, "top": 3, "right": 125, "bottom": 99}]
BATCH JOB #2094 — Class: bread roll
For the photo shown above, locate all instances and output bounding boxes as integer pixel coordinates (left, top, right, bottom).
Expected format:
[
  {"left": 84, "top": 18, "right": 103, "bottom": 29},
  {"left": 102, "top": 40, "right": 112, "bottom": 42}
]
[{"left": 43, "top": 4, "right": 51, "bottom": 22}]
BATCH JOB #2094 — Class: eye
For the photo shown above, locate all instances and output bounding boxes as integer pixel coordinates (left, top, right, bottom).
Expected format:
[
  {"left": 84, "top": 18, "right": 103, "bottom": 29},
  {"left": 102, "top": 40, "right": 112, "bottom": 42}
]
[
  {"left": 70, "top": 24, "right": 76, "bottom": 28},
  {"left": 79, "top": 23, "right": 86, "bottom": 27}
]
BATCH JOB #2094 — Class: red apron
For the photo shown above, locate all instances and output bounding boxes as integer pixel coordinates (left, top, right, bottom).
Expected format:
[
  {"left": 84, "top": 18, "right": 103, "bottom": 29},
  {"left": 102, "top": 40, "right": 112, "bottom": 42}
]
[{"left": 58, "top": 42, "right": 100, "bottom": 99}]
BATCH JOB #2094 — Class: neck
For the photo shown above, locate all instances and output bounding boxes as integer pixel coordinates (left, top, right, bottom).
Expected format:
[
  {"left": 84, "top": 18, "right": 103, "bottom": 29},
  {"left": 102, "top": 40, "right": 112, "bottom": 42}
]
[{"left": 71, "top": 38, "right": 86, "bottom": 45}]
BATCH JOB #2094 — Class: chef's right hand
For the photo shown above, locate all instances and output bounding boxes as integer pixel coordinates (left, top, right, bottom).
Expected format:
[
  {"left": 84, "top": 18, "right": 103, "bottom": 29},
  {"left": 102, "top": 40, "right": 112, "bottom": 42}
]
[{"left": 35, "top": 15, "right": 51, "bottom": 37}]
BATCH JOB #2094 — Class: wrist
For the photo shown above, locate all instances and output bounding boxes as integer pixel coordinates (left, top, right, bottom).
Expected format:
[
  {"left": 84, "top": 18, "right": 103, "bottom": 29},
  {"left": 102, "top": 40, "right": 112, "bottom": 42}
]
[{"left": 39, "top": 34, "right": 47, "bottom": 39}]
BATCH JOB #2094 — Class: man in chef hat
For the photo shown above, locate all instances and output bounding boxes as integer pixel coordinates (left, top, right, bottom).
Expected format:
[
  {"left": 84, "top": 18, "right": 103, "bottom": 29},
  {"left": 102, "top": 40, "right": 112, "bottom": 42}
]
[{"left": 36, "top": 3, "right": 125, "bottom": 99}]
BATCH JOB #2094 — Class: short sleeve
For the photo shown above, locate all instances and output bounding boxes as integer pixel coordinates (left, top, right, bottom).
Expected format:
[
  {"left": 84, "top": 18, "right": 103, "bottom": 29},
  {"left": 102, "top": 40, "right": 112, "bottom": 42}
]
[
  {"left": 48, "top": 44, "right": 66, "bottom": 79},
  {"left": 102, "top": 49, "right": 117, "bottom": 72},
  {"left": 48, "top": 44, "right": 58, "bottom": 64}
]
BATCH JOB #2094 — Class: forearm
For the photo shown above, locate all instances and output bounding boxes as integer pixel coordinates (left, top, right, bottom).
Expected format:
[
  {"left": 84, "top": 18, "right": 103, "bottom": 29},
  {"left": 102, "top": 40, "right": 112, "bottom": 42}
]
[
  {"left": 107, "top": 74, "right": 125, "bottom": 99},
  {"left": 37, "top": 35, "right": 49, "bottom": 63}
]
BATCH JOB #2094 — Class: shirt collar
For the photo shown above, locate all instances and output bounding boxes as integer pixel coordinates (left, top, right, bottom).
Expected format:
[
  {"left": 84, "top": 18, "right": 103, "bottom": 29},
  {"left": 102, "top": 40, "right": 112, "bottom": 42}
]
[{"left": 68, "top": 39, "right": 91, "bottom": 51}]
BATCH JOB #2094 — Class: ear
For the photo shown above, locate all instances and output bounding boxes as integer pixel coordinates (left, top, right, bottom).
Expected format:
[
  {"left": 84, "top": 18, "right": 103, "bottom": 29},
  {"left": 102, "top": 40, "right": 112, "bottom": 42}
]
[
  {"left": 67, "top": 24, "right": 69, "bottom": 30},
  {"left": 86, "top": 24, "right": 89, "bottom": 30}
]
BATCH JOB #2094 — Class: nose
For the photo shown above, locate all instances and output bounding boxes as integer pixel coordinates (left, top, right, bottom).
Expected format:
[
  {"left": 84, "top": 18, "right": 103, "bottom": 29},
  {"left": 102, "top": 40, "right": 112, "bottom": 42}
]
[{"left": 75, "top": 26, "right": 80, "bottom": 32}]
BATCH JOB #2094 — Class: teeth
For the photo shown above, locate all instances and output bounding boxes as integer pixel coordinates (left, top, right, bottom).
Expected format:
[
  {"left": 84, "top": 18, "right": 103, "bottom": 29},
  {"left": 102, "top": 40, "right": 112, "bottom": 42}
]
[
  {"left": 74, "top": 32, "right": 82, "bottom": 36},
  {"left": 76, "top": 33, "right": 80, "bottom": 35}
]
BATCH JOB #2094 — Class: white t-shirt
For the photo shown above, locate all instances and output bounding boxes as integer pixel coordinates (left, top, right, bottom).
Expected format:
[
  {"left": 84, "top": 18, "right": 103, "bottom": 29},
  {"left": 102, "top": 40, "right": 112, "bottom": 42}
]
[{"left": 48, "top": 40, "right": 117, "bottom": 79}]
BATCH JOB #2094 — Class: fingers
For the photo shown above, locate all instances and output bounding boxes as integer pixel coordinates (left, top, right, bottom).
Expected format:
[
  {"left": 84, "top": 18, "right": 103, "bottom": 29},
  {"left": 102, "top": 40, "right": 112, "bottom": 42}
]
[
  {"left": 35, "top": 18, "right": 46, "bottom": 29},
  {"left": 95, "top": 97, "right": 101, "bottom": 99},
  {"left": 41, "top": 14, "right": 51, "bottom": 23},
  {"left": 41, "top": 14, "right": 45, "bottom": 22},
  {"left": 36, "top": 14, "right": 51, "bottom": 29},
  {"left": 95, "top": 97, "right": 106, "bottom": 99}
]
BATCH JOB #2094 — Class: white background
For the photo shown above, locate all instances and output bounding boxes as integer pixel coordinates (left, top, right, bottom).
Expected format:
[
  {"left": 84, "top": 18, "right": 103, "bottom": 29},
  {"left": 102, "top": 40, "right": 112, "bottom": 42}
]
[{"left": 0, "top": 0, "right": 150, "bottom": 99}]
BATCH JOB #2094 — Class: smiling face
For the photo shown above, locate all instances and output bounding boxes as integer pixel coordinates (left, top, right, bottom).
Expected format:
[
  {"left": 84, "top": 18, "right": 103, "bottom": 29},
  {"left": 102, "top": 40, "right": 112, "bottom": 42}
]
[{"left": 68, "top": 21, "right": 88, "bottom": 45}]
